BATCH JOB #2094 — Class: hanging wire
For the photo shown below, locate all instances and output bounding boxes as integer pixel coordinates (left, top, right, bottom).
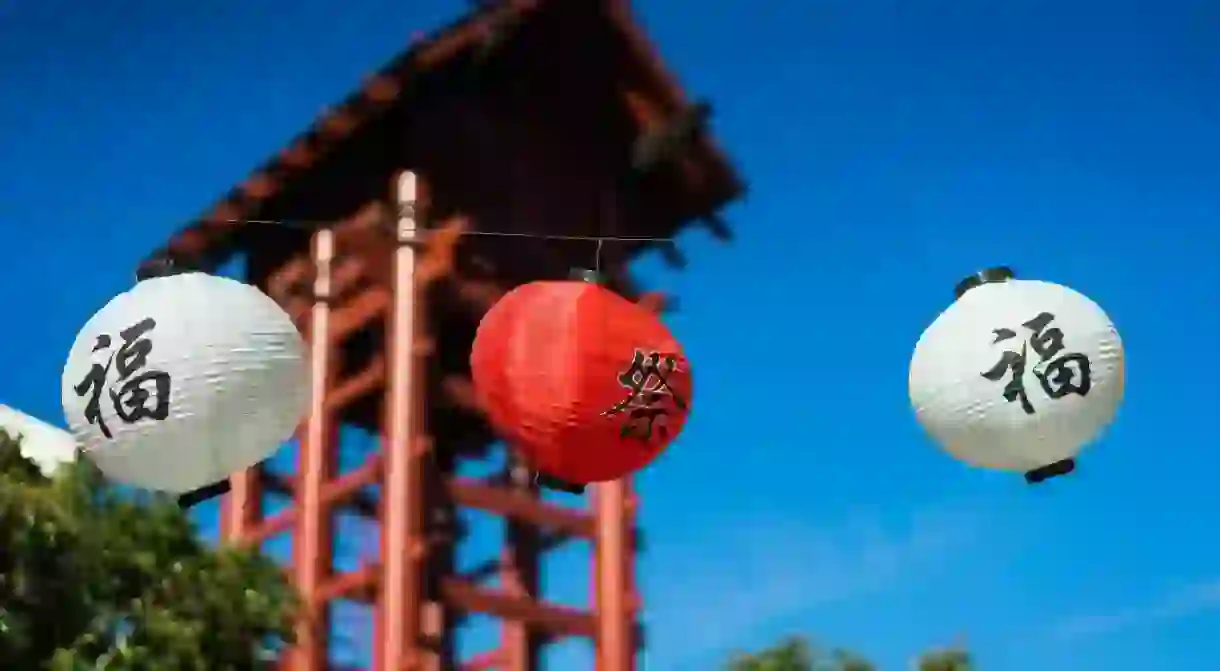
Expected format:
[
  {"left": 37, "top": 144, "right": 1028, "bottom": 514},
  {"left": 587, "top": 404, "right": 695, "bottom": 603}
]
[
  {"left": 525, "top": 191, "right": 614, "bottom": 494},
  {"left": 202, "top": 211, "right": 663, "bottom": 496}
]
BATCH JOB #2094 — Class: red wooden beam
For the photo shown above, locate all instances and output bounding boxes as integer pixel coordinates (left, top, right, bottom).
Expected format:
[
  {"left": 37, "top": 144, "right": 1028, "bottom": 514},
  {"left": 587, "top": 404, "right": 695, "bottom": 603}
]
[
  {"left": 378, "top": 170, "right": 430, "bottom": 671},
  {"left": 285, "top": 229, "right": 340, "bottom": 671},
  {"left": 262, "top": 469, "right": 598, "bottom": 540},
  {"left": 594, "top": 479, "right": 637, "bottom": 671}
]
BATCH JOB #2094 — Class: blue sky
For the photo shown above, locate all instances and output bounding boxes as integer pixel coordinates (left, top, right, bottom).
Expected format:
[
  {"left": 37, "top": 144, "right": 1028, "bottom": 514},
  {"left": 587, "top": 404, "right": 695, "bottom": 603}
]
[{"left": 2, "top": 0, "right": 1219, "bottom": 669}]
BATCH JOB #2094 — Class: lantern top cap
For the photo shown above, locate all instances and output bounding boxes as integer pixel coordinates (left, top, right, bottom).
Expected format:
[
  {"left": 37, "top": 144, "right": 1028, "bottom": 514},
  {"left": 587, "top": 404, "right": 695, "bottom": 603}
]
[
  {"left": 569, "top": 268, "right": 603, "bottom": 284},
  {"left": 954, "top": 266, "right": 1015, "bottom": 300},
  {"left": 135, "top": 256, "right": 205, "bottom": 283}
]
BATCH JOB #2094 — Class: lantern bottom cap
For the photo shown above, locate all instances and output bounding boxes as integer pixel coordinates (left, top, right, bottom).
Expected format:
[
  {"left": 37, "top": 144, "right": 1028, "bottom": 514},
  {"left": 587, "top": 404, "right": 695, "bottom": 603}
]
[
  {"left": 534, "top": 470, "right": 587, "bottom": 494},
  {"left": 176, "top": 479, "right": 232, "bottom": 508},
  {"left": 1024, "top": 458, "right": 1075, "bottom": 485}
]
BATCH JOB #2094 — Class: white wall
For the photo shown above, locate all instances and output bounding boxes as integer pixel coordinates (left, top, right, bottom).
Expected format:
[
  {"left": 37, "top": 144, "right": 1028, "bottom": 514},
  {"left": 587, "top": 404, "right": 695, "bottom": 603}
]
[{"left": 0, "top": 404, "right": 77, "bottom": 475}]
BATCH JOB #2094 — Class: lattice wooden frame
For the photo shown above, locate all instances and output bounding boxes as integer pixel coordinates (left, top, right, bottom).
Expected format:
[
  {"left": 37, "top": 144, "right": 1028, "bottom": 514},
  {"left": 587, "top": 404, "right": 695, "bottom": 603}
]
[{"left": 216, "top": 172, "right": 642, "bottom": 671}]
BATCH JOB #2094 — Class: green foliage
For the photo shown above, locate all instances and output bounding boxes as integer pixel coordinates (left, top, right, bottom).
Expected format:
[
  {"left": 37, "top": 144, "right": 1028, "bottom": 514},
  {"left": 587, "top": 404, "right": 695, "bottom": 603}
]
[
  {"left": 726, "top": 636, "right": 874, "bottom": 671},
  {"left": 916, "top": 647, "right": 974, "bottom": 671},
  {"left": 0, "top": 430, "right": 298, "bottom": 670},
  {"left": 726, "top": 635, "right": 974, "bottom": 671}
]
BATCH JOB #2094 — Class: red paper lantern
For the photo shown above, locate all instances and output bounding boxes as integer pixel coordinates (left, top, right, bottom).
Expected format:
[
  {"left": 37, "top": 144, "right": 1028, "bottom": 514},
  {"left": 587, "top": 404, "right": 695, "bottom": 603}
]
[{"left": 470, "top": 279, "right": 692, "bottom": 484}]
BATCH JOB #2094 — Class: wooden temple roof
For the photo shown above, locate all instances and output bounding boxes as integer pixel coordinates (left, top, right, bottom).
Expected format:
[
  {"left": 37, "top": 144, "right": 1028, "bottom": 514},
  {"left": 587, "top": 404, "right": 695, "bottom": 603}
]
[{"left": 141, "top": 0, "right": 744, "bottom": 275}]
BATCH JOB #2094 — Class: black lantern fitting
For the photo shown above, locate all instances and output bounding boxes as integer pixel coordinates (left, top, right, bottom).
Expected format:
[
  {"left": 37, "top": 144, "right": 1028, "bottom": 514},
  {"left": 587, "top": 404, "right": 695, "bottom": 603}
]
[
  {"left": 177, "top": 480, "right": 232, "bottom": 508},
  {"left": 1024, "top": 458, "right": 1076, "bottom": 484},
  {"left": 136, "top": 254, "right": 202, "bottom": 283},
  {"left": 534, "top": 470, "right": 586, "bottom": 495},
  {"left": 953, "top": 266, "right": 1015, "bottom": 300},
  {"left": 570, "top": 268, "right": 602, "bottom": 284}
]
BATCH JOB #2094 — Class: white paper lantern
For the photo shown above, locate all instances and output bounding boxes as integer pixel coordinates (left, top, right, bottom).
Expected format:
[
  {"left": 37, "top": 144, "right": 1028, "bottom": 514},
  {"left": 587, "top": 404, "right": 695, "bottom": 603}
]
[
  {"left": 909, "top": 270, "right": 1124, "bottom": 480},
  {"left": 61, "top": 272, "right": 308, "bottom": 494}
]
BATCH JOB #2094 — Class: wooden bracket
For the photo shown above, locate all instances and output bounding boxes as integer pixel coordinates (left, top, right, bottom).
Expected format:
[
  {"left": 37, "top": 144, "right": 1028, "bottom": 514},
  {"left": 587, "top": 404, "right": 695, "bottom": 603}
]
[{"left": 629, "top": 101, "right": 712, "bottom": 176}]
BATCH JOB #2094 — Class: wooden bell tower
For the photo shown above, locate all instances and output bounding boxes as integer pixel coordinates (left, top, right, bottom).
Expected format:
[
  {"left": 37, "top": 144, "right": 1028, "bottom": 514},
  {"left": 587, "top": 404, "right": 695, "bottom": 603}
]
[{"left": 141, "top": 1, "right": 742, "bottom": 669}]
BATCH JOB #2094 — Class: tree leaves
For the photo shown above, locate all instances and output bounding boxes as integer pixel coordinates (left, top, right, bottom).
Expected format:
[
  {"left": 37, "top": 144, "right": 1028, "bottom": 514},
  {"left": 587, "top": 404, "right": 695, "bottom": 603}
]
[
  {"left": 916, "top": 648, "right": 975, "bottom": 671},
  {"left": 0, "top": 430, "right": 298, "bottom": 670},
  {"left": 724, "top": 635, "right": 974, "bottom": 671},
  {"left": 726, "top": 636, "right": 871, "bottom": 671}
]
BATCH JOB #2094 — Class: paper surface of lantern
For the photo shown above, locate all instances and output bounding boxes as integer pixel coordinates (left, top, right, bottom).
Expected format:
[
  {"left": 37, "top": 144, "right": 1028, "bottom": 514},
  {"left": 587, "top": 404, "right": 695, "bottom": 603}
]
[
  {"left": 909, "top": 275, "right": 1124, "bottom": 477},
  {"left": 470, "top": 279, "right": 692, "bottom": 484},
  {"left": 61, "top": 272, "right": 308, "bottom": 494}
]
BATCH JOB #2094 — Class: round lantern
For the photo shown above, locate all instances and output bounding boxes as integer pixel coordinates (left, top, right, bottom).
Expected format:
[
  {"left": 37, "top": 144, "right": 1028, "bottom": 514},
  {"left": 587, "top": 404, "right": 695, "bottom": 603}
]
[
  {"left": 61, "top": 268, "right": 308, "bottom": 494},
  {"left": 470, "top": 274, "right": 692, "bottom": 485},
  {"left": 909, "top": 267, "right": 1124, "bottom": 483}
]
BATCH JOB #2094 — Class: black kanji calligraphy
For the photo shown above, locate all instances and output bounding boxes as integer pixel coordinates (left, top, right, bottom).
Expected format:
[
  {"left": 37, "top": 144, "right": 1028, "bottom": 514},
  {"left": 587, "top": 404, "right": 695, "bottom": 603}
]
[
  {"left": 1036, "top": 352, "right": 1091, "bottom": 399},
  {"left": 603, "top": 350, "right": 686, "bottom": 442},
  {"left": 980, "top": 342, "right": 1036, "bottom": 414},
  {"left": 1022, "top": 312, "right": 1065, "bottom": 360},
  {"left": 980, "top": 311, "right": 1092, "bottom": 415},
  {"left": 73, "top": 334, "right": 117, "bottom": 438},
  {"left": 990, "top": 328, "right": 1016, "bottom": 344},
  {"left": 73, "top": 317, "right": 172, "bottom": 438}
]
